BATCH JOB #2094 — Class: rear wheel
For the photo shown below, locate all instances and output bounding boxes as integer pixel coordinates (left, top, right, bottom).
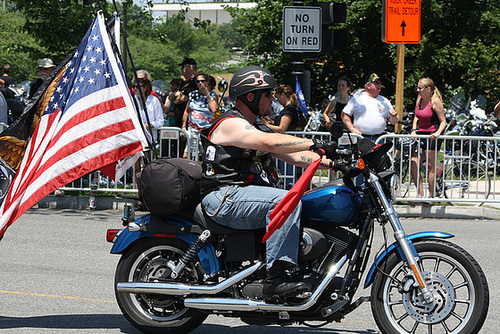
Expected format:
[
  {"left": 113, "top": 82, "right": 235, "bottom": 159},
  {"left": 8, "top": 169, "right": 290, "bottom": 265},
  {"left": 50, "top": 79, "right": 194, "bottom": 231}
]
[
  {"left": 115, "top": 238, "right": 208, "bottom": 333},
  {"left": 371, "top": 239, "right": 489, "bottom": 334}
]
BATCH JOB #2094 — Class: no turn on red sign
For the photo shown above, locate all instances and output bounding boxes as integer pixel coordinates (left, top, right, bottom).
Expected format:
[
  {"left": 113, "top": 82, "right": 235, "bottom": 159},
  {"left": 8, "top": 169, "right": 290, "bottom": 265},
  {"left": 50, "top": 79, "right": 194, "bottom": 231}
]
[
  {"left": 283, "top": 6, "right": 322, "bottom": 52},
  {"left": 382, "top": 0, "right": 421, "bottom": 44}
]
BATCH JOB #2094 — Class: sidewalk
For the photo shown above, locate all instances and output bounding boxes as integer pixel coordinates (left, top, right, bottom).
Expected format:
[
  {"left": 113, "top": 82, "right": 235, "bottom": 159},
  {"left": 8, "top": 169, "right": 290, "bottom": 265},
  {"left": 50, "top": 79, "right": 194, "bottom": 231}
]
[{"left": 35, "top": 195, "right": 500, "bottom": 220}]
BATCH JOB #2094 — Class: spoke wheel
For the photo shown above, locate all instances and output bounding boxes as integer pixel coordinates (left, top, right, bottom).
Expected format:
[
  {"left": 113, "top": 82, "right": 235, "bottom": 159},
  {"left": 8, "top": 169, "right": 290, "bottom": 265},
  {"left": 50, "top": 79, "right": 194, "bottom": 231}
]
[
  {"left": 371, "top": 240, "right": 489, "bottom": 334},
  {"left": 115, "top": 238, "right": 208, "bottom": 334}
]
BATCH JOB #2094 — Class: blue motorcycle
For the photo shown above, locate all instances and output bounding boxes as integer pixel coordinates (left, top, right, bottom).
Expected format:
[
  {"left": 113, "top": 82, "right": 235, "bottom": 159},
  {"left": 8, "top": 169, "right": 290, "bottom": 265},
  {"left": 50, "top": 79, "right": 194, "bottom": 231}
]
[{"left": 107, "top": 123, "right": 489, "bottom": 334}]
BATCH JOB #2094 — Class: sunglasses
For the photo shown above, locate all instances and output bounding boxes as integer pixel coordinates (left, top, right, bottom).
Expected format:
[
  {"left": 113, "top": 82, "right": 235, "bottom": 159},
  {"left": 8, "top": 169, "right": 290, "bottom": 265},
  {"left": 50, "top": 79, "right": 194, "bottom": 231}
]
[
  {"left": 196, "top": 79, "right": 207, "bottom": 83},
  {"left": 263, "top": 90, "right": 273, "bottom": 98}
]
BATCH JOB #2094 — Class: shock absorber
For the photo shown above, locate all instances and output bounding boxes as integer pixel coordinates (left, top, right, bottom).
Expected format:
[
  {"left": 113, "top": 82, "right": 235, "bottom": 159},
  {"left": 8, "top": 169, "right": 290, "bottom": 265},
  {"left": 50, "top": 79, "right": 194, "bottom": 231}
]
[{"left": 170, "top": 230, "right": 211, "bottom": 279}]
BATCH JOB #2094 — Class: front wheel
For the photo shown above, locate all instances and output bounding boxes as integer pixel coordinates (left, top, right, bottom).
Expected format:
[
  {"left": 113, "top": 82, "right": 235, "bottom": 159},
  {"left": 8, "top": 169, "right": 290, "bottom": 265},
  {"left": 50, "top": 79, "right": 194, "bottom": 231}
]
[
  {"left": 371, "top": 239, "right": 489, "bottom": 334},
  {"left": 115, "top": 238, "right": 208, "bottom": 333}
]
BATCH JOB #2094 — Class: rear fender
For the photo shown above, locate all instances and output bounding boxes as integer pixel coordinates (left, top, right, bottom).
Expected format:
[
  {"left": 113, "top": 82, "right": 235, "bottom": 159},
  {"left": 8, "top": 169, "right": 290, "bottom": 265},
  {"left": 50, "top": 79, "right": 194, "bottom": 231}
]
[
  {"left": 364, "top": 231, "right": 454, "bottom": 288},
  {"left": 110, "top": 214, "right": 221, "bottom": 275}
]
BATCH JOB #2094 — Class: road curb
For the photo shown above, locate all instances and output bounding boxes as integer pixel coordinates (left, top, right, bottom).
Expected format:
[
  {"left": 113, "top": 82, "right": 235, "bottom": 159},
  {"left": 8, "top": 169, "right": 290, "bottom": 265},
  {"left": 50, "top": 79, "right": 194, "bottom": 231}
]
[
  {"left": 394, "top": 204, "right": 500, "bottom": 220},
  {"left": 34, "top": 196, "right": 500, "bottom": 220}
]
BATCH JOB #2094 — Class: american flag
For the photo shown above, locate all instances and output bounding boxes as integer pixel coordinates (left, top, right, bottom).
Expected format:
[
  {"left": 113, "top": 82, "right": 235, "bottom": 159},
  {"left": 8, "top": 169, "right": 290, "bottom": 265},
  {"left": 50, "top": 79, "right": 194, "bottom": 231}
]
[{"left": 0, "top": 12, "right": 148, "bottom": 236}]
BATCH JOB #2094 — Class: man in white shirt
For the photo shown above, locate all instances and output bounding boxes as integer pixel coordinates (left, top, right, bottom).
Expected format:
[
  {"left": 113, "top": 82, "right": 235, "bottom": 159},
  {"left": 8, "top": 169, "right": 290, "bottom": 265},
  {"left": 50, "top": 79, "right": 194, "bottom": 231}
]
[{"left": 342, "top": 73, "right": 398, "bottom": 141}]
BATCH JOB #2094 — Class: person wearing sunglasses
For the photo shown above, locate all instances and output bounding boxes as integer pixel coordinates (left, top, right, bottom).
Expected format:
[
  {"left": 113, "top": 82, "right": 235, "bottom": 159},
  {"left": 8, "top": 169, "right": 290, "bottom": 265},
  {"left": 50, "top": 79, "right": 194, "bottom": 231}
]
[
  {"left": 181, "top": 72, "right": 219, "bottom": 158},
  {"left": 200, "top": 65, "right": 337, "bottom": 302},
  {"left": 132, "top": 70, "right": 164, "bottom": 142}
]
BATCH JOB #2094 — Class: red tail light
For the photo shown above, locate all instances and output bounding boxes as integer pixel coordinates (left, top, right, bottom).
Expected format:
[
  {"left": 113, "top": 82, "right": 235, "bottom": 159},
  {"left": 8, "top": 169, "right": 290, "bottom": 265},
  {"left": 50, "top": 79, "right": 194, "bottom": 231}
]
[{"left": 106, "top": 229, "right": 121, "bottom": 243}]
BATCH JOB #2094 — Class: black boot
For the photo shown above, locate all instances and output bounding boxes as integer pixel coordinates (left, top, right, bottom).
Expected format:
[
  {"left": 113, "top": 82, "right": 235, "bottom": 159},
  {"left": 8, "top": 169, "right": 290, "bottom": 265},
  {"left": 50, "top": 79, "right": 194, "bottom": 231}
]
[{"left": 263, "top": 261, "right": 308, "bottom": 301}]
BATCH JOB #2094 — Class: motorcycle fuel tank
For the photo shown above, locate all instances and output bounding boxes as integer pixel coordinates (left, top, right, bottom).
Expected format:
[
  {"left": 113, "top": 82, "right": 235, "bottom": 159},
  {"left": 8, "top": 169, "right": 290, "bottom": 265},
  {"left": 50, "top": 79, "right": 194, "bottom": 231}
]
[{"left": 301, "top": 183, "right": 361, "bottom": 226}]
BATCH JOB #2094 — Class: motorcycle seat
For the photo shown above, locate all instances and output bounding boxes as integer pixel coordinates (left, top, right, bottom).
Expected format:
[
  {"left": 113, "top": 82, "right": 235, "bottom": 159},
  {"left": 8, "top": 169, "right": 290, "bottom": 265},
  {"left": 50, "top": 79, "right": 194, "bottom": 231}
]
[{"left": 193, "top": 204, "right": 262, "bottom": 235}]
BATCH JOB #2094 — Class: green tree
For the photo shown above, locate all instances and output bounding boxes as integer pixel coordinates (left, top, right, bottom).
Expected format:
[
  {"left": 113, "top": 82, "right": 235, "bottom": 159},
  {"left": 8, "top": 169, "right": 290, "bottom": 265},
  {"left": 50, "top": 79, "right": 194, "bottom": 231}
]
[
  {"left": 13, "top": 0, "right": 112, "bottom": 62},
  {"left": 229, "top": 0, "right": 500, "bottom": 112},
  {"left": 0, "top": 8, "right": 46, "bottom": 82}
]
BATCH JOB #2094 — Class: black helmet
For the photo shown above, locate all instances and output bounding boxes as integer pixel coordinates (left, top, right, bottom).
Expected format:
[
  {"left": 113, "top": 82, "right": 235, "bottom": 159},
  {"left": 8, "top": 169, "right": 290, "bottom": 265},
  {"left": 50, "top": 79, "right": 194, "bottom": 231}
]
[
  {"left": 229, "top": 66, "right": 277, "bottom": 115},
  {"left": 229, "top": 66, "right": 277, "bottom": 98}
]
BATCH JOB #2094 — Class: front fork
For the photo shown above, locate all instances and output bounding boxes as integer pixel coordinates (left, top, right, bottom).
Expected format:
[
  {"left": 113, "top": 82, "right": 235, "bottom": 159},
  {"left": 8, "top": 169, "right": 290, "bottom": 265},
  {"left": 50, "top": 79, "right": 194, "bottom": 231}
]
[{"left": 367, "top": 171, "right": 435, "bottom": 304}]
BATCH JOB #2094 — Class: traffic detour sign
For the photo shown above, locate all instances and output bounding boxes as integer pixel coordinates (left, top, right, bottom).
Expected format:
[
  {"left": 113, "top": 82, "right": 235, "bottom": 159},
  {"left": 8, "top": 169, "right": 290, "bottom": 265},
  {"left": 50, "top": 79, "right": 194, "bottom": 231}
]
[
  {"left": 382, "top": 0, "right": 421, "bottom": 44},
  {"left": 283, "top": 6, "right": 322, "bottom": 52}
]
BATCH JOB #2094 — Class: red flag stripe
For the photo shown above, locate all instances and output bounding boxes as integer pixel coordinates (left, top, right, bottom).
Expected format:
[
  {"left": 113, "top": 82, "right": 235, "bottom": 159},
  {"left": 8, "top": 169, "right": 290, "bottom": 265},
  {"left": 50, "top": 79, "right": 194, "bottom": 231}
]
[
  {"left": 45, "top": 96, "right": 126, "bottom": 151},
  {"left": 9, "top": 96, "right": 128, "bottom": 197},
  {"left": 6, "top": 127, "right": 140, "bottom": 209},
  {"left": 0, "top": 142, "right": 143, "bottom": 235}
]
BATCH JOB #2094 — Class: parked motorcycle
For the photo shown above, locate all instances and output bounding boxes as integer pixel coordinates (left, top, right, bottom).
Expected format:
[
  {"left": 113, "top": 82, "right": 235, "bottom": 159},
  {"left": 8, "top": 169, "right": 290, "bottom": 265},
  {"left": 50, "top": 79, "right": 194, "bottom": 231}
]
[{"left": 107, "top": 122, "right": 489, "bottom": 334}]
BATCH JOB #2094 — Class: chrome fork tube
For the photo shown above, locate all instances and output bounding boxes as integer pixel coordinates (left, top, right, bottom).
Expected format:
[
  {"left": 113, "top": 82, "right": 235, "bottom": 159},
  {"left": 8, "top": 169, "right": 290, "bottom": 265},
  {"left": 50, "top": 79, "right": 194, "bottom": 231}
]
[{"left": 367, "top": 172, "right": 434, "bottom": 303}]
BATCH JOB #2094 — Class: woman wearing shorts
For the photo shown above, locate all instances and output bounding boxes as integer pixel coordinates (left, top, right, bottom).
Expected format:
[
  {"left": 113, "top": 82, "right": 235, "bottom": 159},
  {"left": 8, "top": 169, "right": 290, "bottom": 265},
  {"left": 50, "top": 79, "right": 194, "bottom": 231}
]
[{"left": 410, "top": 78, "right": 446, "bottom": 200}]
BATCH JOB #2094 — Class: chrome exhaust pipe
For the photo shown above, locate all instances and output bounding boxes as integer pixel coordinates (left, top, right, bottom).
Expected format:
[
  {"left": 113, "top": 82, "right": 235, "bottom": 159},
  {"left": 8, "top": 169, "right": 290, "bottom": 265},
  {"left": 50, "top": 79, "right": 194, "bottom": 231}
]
[
  {"left": 185, "top": 255, "right": 347, "bottom": 311},
  {"left": 116, "top": 261, "right": 262, "bottom": 296}
]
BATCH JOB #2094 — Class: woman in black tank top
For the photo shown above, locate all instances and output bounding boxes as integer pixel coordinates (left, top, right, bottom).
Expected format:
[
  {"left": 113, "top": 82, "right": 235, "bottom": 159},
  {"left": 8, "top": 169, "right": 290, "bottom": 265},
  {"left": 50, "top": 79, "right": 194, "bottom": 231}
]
[{"left": 323, "top": 77, "right": 352, "bottom": 127}]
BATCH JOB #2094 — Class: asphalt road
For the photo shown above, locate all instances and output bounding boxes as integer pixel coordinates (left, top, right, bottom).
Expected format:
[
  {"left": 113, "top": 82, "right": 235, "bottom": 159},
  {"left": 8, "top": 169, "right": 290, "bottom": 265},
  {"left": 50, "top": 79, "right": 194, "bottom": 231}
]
[{"left": 0, "top": 208, "right": 498, "bottom": 333}]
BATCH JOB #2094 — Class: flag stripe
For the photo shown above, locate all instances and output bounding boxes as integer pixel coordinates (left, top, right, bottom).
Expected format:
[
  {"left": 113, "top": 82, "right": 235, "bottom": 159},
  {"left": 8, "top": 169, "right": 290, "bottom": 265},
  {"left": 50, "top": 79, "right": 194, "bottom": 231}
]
[
  {"left": 1, "top": 141, "right": 142, "bottom": 234},
  {"left": 8, "top": 120, "right": 137, "bottom": 207}
]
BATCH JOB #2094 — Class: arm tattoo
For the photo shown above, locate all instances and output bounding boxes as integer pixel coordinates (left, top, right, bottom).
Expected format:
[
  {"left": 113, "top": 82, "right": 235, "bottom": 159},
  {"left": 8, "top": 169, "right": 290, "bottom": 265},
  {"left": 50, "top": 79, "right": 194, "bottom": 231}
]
[
  {"left": 300, "top": 155, "right": 315, "bottom": 164},
  {"left": 275, "top": 139, "right": 310, "bottom": 148},
  {"left": 244, "top": 124, "right": 255, "bottom": 131}
]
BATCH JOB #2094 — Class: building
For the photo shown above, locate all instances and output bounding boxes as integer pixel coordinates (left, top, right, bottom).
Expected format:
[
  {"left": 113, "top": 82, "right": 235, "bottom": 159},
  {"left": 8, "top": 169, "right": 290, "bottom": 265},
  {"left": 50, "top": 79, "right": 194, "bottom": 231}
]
[{"left": 151, "top": 1, "right": 257, "bottom": 25}]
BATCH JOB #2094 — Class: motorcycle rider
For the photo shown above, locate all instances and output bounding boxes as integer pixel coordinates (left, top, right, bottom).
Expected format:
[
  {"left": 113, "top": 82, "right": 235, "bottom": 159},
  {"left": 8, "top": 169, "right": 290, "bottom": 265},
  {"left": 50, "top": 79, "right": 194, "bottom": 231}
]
[{"left": 200, "top": 65, "right": 336, "bottom": 301}]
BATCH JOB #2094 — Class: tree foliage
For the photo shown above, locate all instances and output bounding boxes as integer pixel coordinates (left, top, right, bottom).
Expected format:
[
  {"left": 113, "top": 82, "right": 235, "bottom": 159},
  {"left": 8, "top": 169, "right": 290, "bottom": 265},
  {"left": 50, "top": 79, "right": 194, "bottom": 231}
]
[
  {"left": 229, "top": 0, "right": 500, "bottom": 112},
  {"left": 13, "top": 0, "right": 112, "bottom": 62},
  {"left": 5, "top": 0, "right": 499, "bottom": 113},
  {"left": 0, "top": 8, "right": 46, "bottom": 82}
]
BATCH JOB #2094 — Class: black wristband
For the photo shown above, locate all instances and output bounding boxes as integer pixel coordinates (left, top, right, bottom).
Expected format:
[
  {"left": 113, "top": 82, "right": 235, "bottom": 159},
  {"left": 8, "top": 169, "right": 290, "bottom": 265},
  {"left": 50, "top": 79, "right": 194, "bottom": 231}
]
[{"left": 329, "top": 160, "right": 334, "bottom": 169}]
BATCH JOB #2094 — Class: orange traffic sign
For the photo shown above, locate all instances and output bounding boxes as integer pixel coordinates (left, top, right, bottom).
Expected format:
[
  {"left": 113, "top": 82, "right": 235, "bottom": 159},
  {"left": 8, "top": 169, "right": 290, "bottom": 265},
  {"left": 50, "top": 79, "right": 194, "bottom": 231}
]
[{"left": 382, "top": 0, "right": 421, "bottom": 44}]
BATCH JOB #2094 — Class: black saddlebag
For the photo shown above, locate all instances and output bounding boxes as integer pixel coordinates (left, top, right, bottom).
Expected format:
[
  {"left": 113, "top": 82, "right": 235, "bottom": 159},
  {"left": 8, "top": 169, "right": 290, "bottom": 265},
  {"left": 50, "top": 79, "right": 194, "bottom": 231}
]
[{"left": 139, "top": 158, "right": 202, "bottom": 215}]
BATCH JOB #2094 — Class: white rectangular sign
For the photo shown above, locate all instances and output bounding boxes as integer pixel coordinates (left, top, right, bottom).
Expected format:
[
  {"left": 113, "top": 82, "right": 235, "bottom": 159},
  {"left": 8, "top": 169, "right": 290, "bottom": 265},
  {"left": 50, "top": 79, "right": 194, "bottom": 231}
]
[{"left": 283, "top": 6, "right": 322, "bottom": 52}]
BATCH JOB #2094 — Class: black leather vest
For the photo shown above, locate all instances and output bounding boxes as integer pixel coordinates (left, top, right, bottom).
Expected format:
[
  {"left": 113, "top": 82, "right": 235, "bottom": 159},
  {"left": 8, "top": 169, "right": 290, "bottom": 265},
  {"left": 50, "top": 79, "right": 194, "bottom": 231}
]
[{"left": 200, "top": 109, "right": 279, "bottom": 196}]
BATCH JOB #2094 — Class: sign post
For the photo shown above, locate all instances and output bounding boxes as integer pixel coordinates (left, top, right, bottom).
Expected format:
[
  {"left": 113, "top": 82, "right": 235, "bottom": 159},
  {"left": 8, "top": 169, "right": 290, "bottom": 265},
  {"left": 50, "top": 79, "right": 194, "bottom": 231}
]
[{"left": 382, "top": 0, "right": 421, "bottom": 132}]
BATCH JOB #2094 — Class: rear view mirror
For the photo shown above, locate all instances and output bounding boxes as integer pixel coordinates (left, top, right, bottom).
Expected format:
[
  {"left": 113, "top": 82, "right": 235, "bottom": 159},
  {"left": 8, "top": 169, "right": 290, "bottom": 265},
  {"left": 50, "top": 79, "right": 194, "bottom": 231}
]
[{"left": 330, "top": 121, "right": 344, "bottom": 139}]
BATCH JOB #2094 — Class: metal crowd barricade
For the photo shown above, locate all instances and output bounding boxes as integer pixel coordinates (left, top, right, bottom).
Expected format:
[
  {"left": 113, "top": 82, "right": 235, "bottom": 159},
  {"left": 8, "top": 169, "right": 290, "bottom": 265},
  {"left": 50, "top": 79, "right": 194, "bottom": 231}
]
[
  {"left": 60, "top": 127, "right": 192, "bottom": 194},
  {"left": 378, "top": 133, "right": 500, "bottom": 205},
  {"left": 58, "top": 127, "right": 500, "bottom": 207}
]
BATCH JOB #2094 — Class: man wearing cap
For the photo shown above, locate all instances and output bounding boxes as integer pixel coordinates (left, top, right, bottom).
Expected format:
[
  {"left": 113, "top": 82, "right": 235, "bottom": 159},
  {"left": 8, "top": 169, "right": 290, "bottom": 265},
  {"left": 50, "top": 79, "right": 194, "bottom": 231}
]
[
  {"left": 29, "top": 58, "right": 56, "bottom": 100},
  {"left": 341, "top": 73, "right": 398, "bottom": 142}
]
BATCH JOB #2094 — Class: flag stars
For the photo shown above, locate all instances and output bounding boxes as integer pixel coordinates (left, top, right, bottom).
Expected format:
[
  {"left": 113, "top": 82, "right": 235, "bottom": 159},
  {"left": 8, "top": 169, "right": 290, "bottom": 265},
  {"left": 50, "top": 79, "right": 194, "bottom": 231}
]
[
  {"left": 82, "top": 55, "right": 87, "bottom": 62},
  {"left": 88, "top": 77, "right": 95, "bottom": 85},
  {"left": 83, "top": 66, "right": 90, "bottom": 72},
  {"left": 104, "top": 72, "right": 111, "bottom": 79},
  {"left": 99, "top": 60, "right": 106, "bottom": 66},
  {"left": 90, "top": 57, "right": 97, "bottom": 63},
  {"left": 94, "top": 69, "right": 101, "bottom": 76},
  {"left": 86, "top": 45, "right": 93, "bottom": 52},
  {"left": 95, "top": 47, "right": 102, "bottom": 53},
  {"left": 92, "top": 35, "right": 99, "bottom": 41}
]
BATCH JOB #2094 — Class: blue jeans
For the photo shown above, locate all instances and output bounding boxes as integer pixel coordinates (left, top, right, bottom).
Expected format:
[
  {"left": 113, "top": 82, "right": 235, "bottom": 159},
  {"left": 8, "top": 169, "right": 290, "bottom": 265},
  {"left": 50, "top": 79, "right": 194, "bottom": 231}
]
[{"left": 202, "top": 185, "right": 301, "bottom": 269}]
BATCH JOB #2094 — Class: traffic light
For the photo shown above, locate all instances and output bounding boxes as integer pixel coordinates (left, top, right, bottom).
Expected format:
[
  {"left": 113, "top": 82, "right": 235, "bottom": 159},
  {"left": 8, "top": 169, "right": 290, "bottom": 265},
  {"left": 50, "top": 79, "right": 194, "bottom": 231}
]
[{"left": 314, "top": 2, "right": 347, "bottom": 51}]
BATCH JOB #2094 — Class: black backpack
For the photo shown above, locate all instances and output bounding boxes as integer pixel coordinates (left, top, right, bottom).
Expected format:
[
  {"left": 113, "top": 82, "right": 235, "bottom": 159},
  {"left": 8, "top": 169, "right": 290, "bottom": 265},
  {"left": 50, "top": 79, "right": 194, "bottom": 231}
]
[{"left": 139, "top": 158, "right": 202, "bottom": 215}]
